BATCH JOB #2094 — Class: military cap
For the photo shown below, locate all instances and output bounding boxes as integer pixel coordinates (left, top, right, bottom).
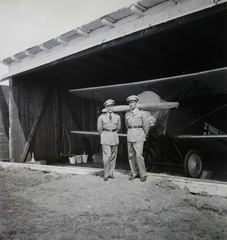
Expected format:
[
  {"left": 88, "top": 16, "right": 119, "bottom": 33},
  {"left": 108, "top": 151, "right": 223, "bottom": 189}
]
[
  {"left": 126, "top": 95, "right": 139, "bottom": 103},
  {"left": 103, "top": 99, "right": 115, "bottom": 107}
]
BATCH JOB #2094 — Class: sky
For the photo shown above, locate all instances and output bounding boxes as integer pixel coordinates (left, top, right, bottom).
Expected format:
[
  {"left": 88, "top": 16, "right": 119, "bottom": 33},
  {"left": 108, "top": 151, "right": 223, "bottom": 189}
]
[{"left": 0, "top": 0, "right": 137, "bottom": 83}]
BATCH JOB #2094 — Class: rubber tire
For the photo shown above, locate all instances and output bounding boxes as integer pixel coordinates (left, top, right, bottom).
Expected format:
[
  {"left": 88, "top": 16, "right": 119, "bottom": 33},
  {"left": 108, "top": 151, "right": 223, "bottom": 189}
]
[
  {"left": 143, "top": 148, "right": 157, "bottom": 172},
  {"left": 184, "top": 149, "right": 203, "bottom": 178}
]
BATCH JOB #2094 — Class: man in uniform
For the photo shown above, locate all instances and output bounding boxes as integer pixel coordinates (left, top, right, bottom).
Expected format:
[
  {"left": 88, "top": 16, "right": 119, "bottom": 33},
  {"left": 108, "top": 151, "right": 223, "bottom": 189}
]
[
  {"left": 125, "top": 95, "right": 149, "bottom": 182},
  {"left": 97, "top": 99, "right": 121, "bottom": 181}
]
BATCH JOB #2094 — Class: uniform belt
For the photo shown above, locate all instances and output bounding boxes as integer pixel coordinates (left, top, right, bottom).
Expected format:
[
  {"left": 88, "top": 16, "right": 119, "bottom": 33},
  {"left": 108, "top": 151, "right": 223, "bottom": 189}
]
[
  {"left": 128, "top": 126, "right": 143, "bottom": 129},
  {"left": 103, "top": 129, "right": 117, "bottom": 132}
]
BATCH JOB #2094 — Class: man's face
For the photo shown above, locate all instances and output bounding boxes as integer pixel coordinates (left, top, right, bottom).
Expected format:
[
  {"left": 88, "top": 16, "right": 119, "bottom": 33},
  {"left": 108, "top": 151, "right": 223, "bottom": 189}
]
[
  {"left": 129, "top": 101, "right": 137, "bottom": 110},
  {"left": 106, "top": 104, "right": 114, "bottom": 113}
]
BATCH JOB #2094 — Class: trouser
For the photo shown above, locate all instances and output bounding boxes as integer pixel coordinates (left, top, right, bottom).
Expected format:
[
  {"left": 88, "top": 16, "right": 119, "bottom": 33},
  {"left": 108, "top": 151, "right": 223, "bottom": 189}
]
[
  {"left": 127, "top": 141, "right": 146, "bottom": 177},
  {"left": 102, "top": 144, "right": 118, "bottom": 178}
]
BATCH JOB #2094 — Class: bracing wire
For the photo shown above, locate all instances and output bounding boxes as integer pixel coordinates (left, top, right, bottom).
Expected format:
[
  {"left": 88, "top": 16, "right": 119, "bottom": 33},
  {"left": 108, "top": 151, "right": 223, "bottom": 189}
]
[{"left": 174, "top": 103, "right": 227, "bottom": 134}]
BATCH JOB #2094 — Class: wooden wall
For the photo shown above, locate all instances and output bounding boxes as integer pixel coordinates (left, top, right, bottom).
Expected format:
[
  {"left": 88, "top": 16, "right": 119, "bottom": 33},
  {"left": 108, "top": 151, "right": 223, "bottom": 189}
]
[
  {"left": 9, "top": 76, "right": 105, "bottom": 163},
  {"left": 0, "top": 85, "right": 9, "bottom": 160}
]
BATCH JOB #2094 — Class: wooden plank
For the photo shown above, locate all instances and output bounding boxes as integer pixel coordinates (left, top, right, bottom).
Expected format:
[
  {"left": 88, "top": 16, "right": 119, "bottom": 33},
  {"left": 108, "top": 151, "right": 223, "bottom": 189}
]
[
  {"left": 20, "top": 88, "right": 52, "bottom": 162},
  {"left": 9, "top": 78, "right": 20, "bottom": 162},
  {"left": 152, "top": 173, "right": 227, "bottom": 198},
  {"left": 0, "top": 85, "right": 9, "bottom": 160},
  {"left": 53, "top": 84, "right": 60, "bottom": 159}
]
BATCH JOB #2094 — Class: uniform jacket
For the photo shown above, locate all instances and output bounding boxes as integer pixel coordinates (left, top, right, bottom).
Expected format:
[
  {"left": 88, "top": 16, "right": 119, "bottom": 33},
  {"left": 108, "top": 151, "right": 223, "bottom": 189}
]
[
  {"left": 97, "top": 113, "right": 121, "bottom": 145},
  {"left": 125, "top": 108, "right": 149, "bottom": 142}
]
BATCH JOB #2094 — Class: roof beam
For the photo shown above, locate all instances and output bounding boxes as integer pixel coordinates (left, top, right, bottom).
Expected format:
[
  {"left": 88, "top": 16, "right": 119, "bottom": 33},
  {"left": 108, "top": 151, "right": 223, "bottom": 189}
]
[
  {"left": 101, "top": 17, "right": 115, "bottom": 28},
  {"left": 24, "top": 50, "right": 35, "bottom": 58},
  {"left": 77, "top": 27, "right": 90, "bottom": 37},
  {"left": 56, "top": 36, "right": 69, "bottom": 45},
  {"left": 39, "top": 44, "right": 50, "bottom": 52},
  {"left": 1, "top": 60, "right": 10, "bottom": 66},
  {"left": 11, "top": 55, "right": 21, "bottom": 62},
  {"left": 130, "top": 4, "right": 145, "bottom": 16}
]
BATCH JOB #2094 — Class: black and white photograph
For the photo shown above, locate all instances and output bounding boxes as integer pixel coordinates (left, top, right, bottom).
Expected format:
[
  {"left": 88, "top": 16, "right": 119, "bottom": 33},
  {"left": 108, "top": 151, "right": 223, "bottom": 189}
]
[{"left": 0, "top": 0, "right": 227, "bottom": 239}]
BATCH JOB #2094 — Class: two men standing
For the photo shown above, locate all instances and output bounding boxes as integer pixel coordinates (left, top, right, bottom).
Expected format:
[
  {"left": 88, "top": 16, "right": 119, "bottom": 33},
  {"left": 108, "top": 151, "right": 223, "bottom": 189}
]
[{"left": 97, "top": 95, "right": 149, "bottom": 182}]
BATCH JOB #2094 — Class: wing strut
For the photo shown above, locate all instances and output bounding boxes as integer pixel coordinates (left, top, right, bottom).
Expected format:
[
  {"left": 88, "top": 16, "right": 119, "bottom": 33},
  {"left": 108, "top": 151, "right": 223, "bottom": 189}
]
[{"left": 91, "top": 91, "right": 95, "bottom": 131}]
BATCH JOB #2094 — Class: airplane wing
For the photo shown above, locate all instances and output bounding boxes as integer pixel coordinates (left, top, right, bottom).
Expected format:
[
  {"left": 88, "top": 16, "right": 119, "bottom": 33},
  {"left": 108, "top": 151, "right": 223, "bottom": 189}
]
[
  {"left": 71, "top": 131, "right": 100, "bottom": 140},
  {"left": 71, "top": 131, "right": 127, "bottom": 140},
  {"left": 176, "top": 134, "right": 227, "bottom": 154},
  {"left": 69, "top": 67, "right": 227, "bottom": 101},
  {"left": 177, "top": 135, "right": 227, "bottom": 139}
]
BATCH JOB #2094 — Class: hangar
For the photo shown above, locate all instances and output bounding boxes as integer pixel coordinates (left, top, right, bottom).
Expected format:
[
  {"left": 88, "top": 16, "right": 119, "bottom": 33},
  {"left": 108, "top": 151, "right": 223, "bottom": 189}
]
[{"left": 0, "top": 0, "right": 226, "bottom": 167}]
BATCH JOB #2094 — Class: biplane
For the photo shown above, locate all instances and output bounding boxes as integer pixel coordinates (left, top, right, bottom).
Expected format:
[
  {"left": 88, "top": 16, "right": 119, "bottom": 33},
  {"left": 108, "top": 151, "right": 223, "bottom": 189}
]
[{"left": 69, "top": 67, "right": 227, "bottom": 178}]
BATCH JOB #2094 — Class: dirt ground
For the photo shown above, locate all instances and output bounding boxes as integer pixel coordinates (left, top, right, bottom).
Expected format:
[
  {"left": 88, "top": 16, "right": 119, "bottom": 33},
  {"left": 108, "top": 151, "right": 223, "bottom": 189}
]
[{"left": 0, "top": 164, "right": 227, "bottom": 240}]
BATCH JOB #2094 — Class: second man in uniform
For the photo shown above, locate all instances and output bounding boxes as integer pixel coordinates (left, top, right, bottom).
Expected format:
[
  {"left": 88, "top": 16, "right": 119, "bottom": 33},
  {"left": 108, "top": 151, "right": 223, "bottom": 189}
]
[{"left": 125, "top": 95, "right": 149, "bottom": 182}]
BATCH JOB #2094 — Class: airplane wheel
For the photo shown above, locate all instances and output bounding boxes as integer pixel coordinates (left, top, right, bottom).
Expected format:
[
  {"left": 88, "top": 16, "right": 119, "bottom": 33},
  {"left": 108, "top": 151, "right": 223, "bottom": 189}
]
[
  {"left": 184, "top": 149, "right": 203, "bottom": 178},
  {"left": 143, "top": 148, "right": 156, "bottom": 172}
]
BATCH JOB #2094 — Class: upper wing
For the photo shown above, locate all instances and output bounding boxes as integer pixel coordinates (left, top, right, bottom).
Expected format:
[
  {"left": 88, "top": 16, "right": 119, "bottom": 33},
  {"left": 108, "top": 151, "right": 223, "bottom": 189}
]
[{"left": 69, "top": 67, "right": 227, "bottom": 101}]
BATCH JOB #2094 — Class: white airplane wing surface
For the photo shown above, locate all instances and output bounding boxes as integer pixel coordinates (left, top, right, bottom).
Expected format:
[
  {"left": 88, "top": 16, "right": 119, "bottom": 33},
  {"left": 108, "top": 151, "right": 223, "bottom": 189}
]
[{"left": 69, "top": 67, "right": 227, "bottom": 101}]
